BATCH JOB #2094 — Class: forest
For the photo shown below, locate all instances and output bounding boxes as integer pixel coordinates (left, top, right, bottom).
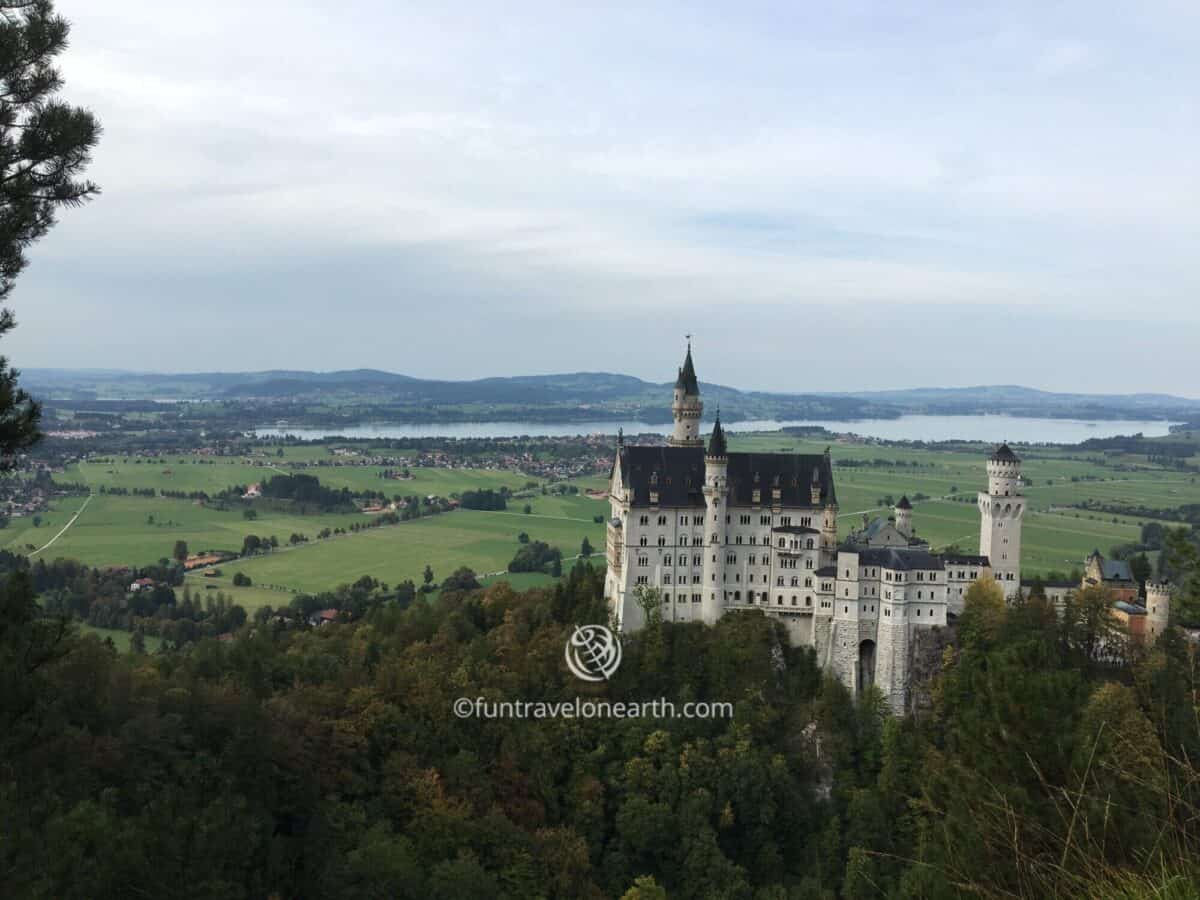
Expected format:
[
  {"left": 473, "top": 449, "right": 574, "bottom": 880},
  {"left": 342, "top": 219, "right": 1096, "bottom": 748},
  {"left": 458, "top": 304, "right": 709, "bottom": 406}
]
[{"left": 3, "top": 559, "right": 1199, "bottom": 899}]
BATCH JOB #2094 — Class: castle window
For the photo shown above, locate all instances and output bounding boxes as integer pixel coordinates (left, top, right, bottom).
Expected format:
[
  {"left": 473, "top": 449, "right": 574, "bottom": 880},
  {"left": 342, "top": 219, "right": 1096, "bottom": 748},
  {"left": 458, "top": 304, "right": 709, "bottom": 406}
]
[
  {"left": 639, "top": 537, "right": 647, "bottom": 546},
  {"left": 658, "top": 515, "right": 667, "bottom": 525},
  {"left": 639, "top": 515, "right": 649, "bottom": 525}
]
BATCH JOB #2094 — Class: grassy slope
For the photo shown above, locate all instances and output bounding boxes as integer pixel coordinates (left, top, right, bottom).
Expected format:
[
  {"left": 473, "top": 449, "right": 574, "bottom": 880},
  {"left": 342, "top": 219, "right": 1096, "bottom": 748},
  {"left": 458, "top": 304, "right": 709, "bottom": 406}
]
[{"left": 13, "top": 435, "right": 1200, "bottom": 613}]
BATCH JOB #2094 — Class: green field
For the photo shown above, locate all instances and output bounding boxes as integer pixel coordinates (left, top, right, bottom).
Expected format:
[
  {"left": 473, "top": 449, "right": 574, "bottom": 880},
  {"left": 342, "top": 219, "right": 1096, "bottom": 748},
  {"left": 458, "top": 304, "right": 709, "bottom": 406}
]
[
  {"left": 77, "top": 623, "right": 164, "bottom": 653},
  {"left": 198, "top": 506, "right": 606, "bottom": 604},
  {"left": 14, "top": 434, "right": 1200, "bottom": 612}
]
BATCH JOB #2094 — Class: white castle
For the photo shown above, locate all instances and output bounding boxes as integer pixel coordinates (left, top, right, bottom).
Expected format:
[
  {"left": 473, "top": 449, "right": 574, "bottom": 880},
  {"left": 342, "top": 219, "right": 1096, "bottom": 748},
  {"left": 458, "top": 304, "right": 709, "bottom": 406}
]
[{"left": 604, "top": 344, "right": 1171, "bottom": 713}]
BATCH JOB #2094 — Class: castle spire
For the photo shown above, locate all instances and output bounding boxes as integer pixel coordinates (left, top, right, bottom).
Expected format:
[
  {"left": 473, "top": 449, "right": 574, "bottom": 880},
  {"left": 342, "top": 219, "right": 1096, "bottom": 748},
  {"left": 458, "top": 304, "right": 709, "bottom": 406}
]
[
  {"left": 674, "top": 341, "right": 700, "bottom": 396},
  {"left": 707, "top": 409, "right": 727, "bottom": 458},
  {"left": 668, "top": 339, "right": 704, "bottom": 447}
]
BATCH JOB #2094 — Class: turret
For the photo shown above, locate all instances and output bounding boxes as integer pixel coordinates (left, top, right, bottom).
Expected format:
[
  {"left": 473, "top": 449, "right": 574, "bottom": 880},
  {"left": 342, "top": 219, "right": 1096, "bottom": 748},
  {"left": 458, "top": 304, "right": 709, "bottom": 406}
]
[
  {"left": 894, "top": 495, "right": 913, "bottom": 537},
  {"left": 978, "top": 444, "right": 1024, "bottom": 599},
  {"left": 986, "top": 444, "right": 1022, "bottom": 496},
  {"left": 1146, "top": 579, "right": 1172, "bottom": 640},
  {"left": 668, "top": 341, "right": 704, "bottom": 447},
  {"left": 700, "top": 412, "right": 729, "bottom": 623}
]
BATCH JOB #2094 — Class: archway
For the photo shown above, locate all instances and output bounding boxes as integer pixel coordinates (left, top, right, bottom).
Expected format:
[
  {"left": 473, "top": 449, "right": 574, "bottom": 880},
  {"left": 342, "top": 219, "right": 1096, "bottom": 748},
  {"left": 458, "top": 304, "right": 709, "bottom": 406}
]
[{"left": 857, "top": 639, "right": 877, "bottom": 695}]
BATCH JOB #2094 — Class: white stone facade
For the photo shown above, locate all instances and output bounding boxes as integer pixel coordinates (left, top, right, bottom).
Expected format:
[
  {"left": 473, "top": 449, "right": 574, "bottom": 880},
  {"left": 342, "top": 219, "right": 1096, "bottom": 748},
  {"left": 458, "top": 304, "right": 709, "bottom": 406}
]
[{"left": 605, "top": 346, "right": 1014, "bottom": 713}]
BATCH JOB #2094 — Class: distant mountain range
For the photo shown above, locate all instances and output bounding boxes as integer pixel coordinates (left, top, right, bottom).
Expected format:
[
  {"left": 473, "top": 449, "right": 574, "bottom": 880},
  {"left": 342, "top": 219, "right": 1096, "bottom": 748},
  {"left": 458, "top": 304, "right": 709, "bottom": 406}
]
[{"left": 21, "top": 368, "right": 1200, "bottom": 425}]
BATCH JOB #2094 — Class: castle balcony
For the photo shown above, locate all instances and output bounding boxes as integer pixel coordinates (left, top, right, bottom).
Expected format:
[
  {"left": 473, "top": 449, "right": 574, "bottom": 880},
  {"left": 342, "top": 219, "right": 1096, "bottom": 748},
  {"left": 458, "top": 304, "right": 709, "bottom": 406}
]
[{"left": 606, "top": 518, "right": 623, "bottom": 569}]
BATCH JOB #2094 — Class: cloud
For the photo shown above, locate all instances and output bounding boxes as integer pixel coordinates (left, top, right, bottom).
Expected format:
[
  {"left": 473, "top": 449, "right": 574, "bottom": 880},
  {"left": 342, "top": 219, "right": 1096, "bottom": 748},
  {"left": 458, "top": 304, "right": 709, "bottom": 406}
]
[{"left": 5, "top": 0, "right": 1197, "bottom": 393}]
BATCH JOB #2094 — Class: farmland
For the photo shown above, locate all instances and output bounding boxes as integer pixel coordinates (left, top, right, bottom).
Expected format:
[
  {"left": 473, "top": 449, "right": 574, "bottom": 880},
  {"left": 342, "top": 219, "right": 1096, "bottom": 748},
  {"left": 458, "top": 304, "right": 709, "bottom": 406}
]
[{"left": 11, "top": 432, "right": 1200, "bottom": 614}]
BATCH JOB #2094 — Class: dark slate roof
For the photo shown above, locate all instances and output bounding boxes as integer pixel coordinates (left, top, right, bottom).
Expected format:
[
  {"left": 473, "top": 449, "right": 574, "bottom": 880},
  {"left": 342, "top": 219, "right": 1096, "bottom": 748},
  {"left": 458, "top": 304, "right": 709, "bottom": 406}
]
[
  {"left": 706, "top": 414, "right": 727, "bottom": 457},
  {"left": 815, "top": 565, "right": 838, "bottom": 577},
  {"left": 617, "top": 446, "right": 836, "bottom": 509},
  {"left": 942, "top": 554, "right": 990, "bottom": 566},
  {"left": 855, "top": 547, "right": 945, "bottom": 571},
  {"left": 617, "top": 445, "right": 706, "bottom": 507},
  {"left": 1100, "top": 558, "right": 1134, "bottom": 582},
  {"left": 991, "top": 443, "right": 1020, "bottom": 463},
  {"left": 896, "top": 495, "right": 912, "bottom": 510},
  {"left": 674, "top": 346, "right": 700, "bottom": 395},
  {"left": 1114, "top": 601, "right": 1147, "bottom": 616},
  {"left": 862, "top": 517, "right": 895, "bottom": 540},
  {"left": 725, "top": 452, "right": 836, "bottom": 507}
]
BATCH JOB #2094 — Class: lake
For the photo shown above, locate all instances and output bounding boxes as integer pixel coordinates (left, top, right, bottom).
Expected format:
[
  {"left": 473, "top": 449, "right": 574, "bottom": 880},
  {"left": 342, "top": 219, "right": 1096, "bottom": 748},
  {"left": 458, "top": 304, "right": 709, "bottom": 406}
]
[{"left": 250, "top": 414, "right": 1181, "bottom": 444}]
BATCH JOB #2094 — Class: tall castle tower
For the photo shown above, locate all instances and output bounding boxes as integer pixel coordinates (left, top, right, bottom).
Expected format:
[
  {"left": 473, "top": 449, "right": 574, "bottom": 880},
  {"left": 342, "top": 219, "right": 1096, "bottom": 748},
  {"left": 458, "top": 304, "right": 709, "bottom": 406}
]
[
  {"left": 700, "top": 414, "right": 728, "bottom": 624},
  {"left": 1146, "top": 579, "right": 1172, "bottom": 641},
  {"left": 978, "top": 444, "right": 1025, "bottom": 598},
  {"left": 894, "top": 495, "right": 913, "bottom": 538},
  {"left": 668, "top": 342, "right": 704, "bottom": 447}
]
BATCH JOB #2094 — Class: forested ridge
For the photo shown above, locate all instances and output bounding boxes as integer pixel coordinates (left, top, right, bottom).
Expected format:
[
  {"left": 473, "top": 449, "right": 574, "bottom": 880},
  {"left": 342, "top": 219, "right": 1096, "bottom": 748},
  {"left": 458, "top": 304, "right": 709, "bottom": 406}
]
[{"left": 2, "top": 563, "right": 1199, "bottom": 899}]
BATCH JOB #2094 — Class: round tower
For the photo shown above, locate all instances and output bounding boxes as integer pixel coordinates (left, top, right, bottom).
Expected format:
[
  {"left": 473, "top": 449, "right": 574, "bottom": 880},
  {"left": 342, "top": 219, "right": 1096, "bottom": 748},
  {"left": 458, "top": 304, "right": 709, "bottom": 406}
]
[
  {"left": 1145, "top": 579, "right": 1172, "bottom": 641},
  {"left": 668, "top": 341, "right": 704, "bottom": 447},
  {"left": 700, "top": 414, "right": 728, "bottom": 624},
  {"left": 978, "top": 444, "right": 1025, "bottom": 599},
  {"left": 894, "top": 495, "right": 913, "bottom": 538}
]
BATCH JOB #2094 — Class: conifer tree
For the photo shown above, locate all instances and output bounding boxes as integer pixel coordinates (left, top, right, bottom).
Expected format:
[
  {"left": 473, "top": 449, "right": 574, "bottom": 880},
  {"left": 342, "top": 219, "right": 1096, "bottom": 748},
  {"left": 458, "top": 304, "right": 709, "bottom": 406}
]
[{"left": 0, "top": 1, "right": 101, "bottom": 462}]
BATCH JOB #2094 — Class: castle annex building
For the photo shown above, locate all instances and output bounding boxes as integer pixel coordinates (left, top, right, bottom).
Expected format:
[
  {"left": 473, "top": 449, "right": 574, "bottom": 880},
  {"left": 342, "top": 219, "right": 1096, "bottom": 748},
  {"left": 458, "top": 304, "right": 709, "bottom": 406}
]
[{"left": 604, "top": 345, "right": 1173, "bottom": 714}]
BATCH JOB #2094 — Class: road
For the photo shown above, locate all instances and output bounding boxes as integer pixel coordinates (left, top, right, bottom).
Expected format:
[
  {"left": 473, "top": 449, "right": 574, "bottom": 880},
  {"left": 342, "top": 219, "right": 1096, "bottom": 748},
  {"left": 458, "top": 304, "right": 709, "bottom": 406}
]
[{"left": 30, "top": 494, "right": 93, "bottom": 558}]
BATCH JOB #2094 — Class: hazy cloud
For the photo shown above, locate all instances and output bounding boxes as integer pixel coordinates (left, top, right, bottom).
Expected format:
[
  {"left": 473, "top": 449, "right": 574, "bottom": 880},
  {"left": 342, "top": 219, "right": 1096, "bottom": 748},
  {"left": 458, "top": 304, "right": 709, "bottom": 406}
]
[{"left": 8, "top": 0, "right": 1198, "bottom": 394}]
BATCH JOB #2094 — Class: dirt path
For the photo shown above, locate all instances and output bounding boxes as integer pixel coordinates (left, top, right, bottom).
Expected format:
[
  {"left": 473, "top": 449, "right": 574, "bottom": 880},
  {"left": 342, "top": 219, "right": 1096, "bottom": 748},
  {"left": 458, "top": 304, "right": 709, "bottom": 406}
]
[{"left": 30, "top": 494, "right": 93, "bottom": 557}]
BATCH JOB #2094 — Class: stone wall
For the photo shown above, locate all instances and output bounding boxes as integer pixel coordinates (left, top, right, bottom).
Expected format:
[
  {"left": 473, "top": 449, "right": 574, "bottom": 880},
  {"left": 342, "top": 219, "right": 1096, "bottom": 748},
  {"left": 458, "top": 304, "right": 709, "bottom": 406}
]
[{"left": 905, "top": 622, "right": 958, "bottom": 717}]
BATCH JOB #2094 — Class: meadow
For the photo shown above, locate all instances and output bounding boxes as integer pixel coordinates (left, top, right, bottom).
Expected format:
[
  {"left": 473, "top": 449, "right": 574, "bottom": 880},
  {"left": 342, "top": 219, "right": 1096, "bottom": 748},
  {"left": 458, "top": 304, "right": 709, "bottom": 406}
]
[{"left": 13, "top": 433, "right": 1199, "bottom": 613}]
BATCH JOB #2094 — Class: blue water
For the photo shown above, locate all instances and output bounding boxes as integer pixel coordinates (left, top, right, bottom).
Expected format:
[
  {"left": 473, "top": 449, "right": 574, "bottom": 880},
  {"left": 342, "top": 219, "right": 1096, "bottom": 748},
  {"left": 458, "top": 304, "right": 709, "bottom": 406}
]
[{"left": 251, "top": 414, "right": 1180, "bottom": 444}]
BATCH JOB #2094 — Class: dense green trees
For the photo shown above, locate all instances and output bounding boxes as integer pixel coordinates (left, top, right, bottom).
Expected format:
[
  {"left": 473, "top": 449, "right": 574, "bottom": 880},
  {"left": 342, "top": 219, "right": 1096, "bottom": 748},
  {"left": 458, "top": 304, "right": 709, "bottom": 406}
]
[
  {"left": 508, "top": 539, "right": 562, "bottom": 573},
  {"left": 2, "top": 557, "right": 1199, "bottom": 897},
  {"left": 458, "top": 488, "right": 507, "bottom": 511}
]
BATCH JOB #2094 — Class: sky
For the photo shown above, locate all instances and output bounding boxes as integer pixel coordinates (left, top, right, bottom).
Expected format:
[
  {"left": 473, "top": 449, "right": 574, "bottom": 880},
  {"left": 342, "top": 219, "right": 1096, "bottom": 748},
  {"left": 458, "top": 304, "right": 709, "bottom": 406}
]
[{"left": 8, "top": 1, "right": 1199, "bottom": 394}]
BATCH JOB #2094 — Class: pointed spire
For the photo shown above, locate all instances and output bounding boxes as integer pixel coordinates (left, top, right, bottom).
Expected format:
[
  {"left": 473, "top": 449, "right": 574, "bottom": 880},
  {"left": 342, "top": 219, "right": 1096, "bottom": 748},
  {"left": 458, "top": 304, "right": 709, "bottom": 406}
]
[
  {"left": 616, "top": 427, "right": 624, "bottom": 449},
  {"left": 707, "top": 409, "right": 727, "bottom": 458},
  {"left": 674, "top": 341, "right": 700, "bottom": 395}
]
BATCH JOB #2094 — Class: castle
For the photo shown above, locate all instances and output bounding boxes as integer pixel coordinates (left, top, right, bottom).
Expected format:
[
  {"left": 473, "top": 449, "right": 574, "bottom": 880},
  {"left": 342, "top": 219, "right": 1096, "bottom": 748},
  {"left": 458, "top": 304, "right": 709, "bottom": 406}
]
[{"left": 604, "top": 345, "right": 1173, "bottom": 713}]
